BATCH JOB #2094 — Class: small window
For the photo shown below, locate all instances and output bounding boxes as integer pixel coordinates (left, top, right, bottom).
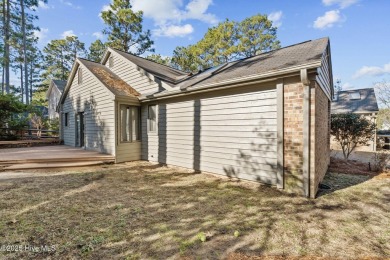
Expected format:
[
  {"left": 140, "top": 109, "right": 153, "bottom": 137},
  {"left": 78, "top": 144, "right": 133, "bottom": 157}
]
[
  {"left": 349, "top": 92, "right": 361, "bottom": 100},
  {"left": 64, "top": 113, "right": 69, "bottom": 127},
  {"left": 120, "top": 105, "right": 140, "bottom": 142},
  {"left": 109, "top": 56, "right": 114, "bottom": 68},
  {"left": 148, "top": 105, "right": 157, "bottom": 132},
  {"left": 78, "top": 68, "right": 82, "bottom": 84}
]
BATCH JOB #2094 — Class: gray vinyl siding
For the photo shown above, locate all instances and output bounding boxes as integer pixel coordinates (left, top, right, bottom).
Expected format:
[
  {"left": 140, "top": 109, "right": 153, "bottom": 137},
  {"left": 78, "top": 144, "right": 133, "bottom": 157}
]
[
  {"left": 316, "top": 46, "right": 333, "bottom": 100},
  {"left": 105, "top": 52, "right": 159, "bottom": 95},
  {"left": 62, "top": 65, "right": 116, "bottom": 155},
  {"left": 48, "top": 87, "right": 61, "bottom": 120},
  {"left": 141, "top": 84, "right": 278, "bottom": 184}
]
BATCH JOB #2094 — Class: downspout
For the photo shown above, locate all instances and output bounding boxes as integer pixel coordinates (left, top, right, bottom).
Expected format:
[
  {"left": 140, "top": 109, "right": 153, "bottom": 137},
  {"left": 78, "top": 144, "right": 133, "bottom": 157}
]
[{"left": 301, "top": 68, "right": 311, "bottom": 198}]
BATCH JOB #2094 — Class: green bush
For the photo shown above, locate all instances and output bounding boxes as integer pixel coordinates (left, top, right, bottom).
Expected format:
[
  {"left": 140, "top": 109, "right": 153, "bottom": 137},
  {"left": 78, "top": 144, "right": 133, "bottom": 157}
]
[
  {"left": 0, "top": 94, "right": 29, "bottom": 140},
  {"left": 331, "top": 113, "right": 376, "bottom": 159}
]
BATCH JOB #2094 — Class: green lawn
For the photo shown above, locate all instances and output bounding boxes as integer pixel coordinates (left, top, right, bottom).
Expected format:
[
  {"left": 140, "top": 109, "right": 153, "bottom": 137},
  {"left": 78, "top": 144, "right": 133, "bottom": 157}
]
[{"left": 0, "top": 162, "right": 389, "bottom": 259}]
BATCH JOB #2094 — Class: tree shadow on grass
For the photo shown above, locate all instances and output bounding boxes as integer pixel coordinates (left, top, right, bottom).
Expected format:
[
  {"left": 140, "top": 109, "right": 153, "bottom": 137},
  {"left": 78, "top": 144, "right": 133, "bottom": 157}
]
[
  {"left": 1, "top": 163, "right": 389, "bottom": 259},
  {"left": 316, "top": 171, "right": 372, "bottom": 197}
]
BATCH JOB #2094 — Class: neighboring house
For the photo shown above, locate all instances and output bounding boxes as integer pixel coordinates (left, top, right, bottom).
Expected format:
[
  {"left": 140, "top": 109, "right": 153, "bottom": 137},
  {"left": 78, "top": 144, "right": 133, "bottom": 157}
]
[
  {"left": 58, "top": 37, "right": 334, "bottom": 198},
  {"left": 46, "top": 79, "right": 66, "bottom": 120},
  {"left": 331, "top": 88, "right": 379, "bottom": 151}
]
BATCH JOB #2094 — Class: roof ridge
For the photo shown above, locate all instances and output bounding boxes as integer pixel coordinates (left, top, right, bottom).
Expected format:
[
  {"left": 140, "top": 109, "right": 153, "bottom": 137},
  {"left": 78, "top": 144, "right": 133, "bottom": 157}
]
[
  {"left": 227, "top": 37, "right": 329, "bottom": 64},
  {"left": 78, "top": 57, "right": 102, "bottom": 65}
]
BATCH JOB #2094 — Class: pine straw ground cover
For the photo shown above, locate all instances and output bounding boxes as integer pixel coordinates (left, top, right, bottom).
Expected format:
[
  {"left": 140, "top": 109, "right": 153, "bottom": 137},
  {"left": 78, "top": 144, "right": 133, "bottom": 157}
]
[{"left": 0, "top": 161, "right": 389, "bottom": 259}]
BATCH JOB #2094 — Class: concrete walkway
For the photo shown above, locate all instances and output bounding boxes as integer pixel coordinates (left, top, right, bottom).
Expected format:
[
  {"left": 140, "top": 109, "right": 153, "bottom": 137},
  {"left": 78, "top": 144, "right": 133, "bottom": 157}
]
[
  {"left": 0, "top": 145, "right": 115, "bottom": 170},
  {"left": 330, "top": 150, "right": 376, "bottom": 164}
]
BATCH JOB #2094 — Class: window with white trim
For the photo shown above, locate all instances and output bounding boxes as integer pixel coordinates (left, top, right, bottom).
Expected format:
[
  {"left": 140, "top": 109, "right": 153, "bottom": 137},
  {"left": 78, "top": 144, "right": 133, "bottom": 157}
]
[
  {"left": 109, "top": 56, "right": 114, "bottom": 68},
  {"left": 148, "top": 105, "right": 157, "bottom": 132},
  {"left": 120, "top": 105, "right": 140, "bottom": 142},
  {"left": 78, "top": 68, "right": 83, "bottom": 85}
]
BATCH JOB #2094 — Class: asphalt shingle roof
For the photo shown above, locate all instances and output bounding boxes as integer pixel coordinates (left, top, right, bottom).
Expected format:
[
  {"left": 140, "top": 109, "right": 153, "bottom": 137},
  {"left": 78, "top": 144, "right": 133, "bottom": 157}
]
[
  {"left": 177, "top": 37, "right": 329, "bottom": 89},
  {"left": 52, "top": 80, "right": 66, "bottom": 93},
  {"left": 78, "top": 58, "right": 140, "bottom": 98},
  {"left": 111, "top": 37, "right": 329, "bottom": 92},
  {"left": 112, "top": 48, "right": 188, "bottom": 85},
  {"left": 331, "top": 88, "right": 379, "bottom": 114}
]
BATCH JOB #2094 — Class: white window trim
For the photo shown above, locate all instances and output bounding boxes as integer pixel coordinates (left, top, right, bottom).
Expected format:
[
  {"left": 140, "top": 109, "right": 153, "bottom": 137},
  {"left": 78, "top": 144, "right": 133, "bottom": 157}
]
[
  {"left": 147, "top": 104, "right": 158, "bottom": 134},
  {"left": 119, "top": 104, "right": 141, "bottom": 143},
  {"left": 78, "top": 68, "right": 83, "bottom": 85},
  {"left": 109, "top": 56, "right": 114, "bottom": 68}
]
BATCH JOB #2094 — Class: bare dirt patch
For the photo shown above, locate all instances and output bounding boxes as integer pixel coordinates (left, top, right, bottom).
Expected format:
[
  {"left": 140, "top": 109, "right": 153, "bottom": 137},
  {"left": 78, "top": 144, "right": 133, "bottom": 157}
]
[
  {"left": 328, "top": 157, "right": 378, "bottom": 176},
  {"left": 0, "top": 161, "right": 389, "bottom": 259}
]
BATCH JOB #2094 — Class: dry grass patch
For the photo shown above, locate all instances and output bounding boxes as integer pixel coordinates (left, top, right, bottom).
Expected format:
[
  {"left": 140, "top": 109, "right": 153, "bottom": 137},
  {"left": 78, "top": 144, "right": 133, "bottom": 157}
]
[{"left": 0, "top": 161, "right": 389, "bottom": 259}]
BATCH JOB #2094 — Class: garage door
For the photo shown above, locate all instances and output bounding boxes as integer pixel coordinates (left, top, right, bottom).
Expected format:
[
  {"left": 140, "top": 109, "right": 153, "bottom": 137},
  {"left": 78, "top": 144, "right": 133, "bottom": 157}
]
[{"left": 142, "top": 86, "right": 278, "bottom": 185}]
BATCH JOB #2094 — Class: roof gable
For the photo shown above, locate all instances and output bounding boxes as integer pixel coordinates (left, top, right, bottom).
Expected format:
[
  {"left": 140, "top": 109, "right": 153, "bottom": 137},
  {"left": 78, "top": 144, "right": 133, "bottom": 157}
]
[
  {"left": 53, "top": 80, "right": 66, "bottom": 92},
  {"left": 78, "top": 58, "right": 140, "bottom": 98},
  {"left": 102, "top": 38, "right": 329, "bottom": 97},
  {"left": 332, "top": 88, "right": 379, "bottom": 113},
  {"left": 46, "top": 79, "right": 66, "bottom": 99},
  {"left": 60, "top": 58, "right": 140, "bottom": 106},
  {"left": 103, "top": 48, "right": 188, "bottom": 85}
]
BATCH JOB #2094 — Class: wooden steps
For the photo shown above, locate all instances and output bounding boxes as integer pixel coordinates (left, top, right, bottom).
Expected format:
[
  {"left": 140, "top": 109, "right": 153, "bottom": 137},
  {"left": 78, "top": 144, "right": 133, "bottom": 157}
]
[
  {"left": 0, "top": 145, "right": 116, "bottom": 171},
  {"left": 2, "top": 161, "right": 111, "bottom": 171},
  {"left": 0, "top": 156, "right": 115, "bottom": 171},
  {"left": 0, "top": 156, "right": 115, "bottom": 165}
]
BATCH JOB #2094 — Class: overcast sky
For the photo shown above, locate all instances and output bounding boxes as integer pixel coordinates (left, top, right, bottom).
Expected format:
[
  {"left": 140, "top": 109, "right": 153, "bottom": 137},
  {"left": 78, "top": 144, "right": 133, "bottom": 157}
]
[{"left": 24, "top": 0, "right": 390, "bottom": 91}]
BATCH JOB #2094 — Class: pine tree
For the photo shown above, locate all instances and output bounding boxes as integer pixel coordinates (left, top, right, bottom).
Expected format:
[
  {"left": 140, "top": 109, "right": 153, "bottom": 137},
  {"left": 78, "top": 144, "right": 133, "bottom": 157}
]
[
  {"left": 172, "top": 14, "right": 281, "bottom": 73},
  {"left": 88, "top": 39, "right": 106, "bottom": 62},
  {"left": 42, "top": 36, "right": 86, "bottom": 82},
  {"left": 100, "top": 0, "right": 154, "bottom": 54}
]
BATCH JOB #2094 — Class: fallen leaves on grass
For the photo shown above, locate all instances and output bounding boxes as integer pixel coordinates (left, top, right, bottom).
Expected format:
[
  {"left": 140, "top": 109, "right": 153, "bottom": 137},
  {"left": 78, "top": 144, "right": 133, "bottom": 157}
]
[
  {"left": 328, "top": 157, "right": 378, "bottom": 176},
  {"left": 0, "top": 162, "right": 389, "bottom": 259}
]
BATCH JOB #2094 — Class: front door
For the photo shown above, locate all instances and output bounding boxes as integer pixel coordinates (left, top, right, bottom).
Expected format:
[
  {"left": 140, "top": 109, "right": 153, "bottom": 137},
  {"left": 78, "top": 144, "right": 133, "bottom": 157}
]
[{"left": 76, "top": 112, "right": 84, "bottom": 147}]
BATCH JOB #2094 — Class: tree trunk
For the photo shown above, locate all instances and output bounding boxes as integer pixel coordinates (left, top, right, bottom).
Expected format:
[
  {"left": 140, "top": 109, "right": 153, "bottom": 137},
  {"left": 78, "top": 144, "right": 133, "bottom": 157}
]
[
  {"left": 20, "top": 0, "right": 29, "bottom": 104},
  {"left": 30, "top": 62, "right": 33, "bottom": 103},
  {"left": 20, "top": 63, "right": 24, "bottom": 102},
  {"left": 1, "top": 0, "right": 5, "bottom": 94},
  {"left": 1, "top": 67, "right": 4, "bottom": 94},
  {"left": 4, "top": 0, "right": 11, "bottom": 93}
]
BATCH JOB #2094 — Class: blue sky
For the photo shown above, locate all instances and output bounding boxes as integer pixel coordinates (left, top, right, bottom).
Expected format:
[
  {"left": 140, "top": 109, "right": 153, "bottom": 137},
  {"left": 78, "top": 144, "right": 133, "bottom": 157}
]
[{"left": 27, "top": 0, "right": 390, "bottom": 91}]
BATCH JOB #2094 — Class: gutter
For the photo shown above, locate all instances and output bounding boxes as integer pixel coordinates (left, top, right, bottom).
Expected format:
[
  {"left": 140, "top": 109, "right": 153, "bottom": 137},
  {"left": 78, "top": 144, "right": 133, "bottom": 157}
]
[{"left": 139, "top": 61, "right": 321, "bottom": 102}]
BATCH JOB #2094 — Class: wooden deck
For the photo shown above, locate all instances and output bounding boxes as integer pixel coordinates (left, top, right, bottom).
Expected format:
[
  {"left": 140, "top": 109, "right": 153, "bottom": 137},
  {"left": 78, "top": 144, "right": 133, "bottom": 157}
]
[
  {"left": 0, "top": 138, "right": 61, "bottom": 149},
  {"left": 0, "top": 145, "right": 115, "bottom": 170}
]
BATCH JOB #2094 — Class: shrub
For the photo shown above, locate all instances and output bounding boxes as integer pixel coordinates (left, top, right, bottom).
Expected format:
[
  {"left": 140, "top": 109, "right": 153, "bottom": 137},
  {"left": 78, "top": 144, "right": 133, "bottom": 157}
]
[
  {"left": 331, "top": 113, "right": 376, "bottom": 159},
  {"left": 372, "top": 151, "right": 390, "bottom": 172},
  {"left": 0, "top": 94, "right": 29, "bottom": 140}
]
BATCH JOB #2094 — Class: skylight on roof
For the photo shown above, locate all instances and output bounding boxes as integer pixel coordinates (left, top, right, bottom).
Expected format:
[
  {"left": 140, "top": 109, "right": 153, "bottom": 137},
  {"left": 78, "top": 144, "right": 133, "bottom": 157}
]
[{"left": 349, "top": 92, "right": 361, "bottom": 100}]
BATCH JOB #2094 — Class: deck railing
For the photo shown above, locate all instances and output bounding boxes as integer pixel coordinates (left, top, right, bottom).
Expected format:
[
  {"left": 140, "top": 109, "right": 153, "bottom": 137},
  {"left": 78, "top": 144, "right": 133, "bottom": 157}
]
[{"left": 0, "top": 128, "right": 59, "bottom": 140}]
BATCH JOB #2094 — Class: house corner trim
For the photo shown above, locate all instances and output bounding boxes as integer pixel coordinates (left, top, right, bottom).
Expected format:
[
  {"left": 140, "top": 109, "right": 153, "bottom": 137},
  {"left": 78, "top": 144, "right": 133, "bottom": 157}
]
[
  {"left": 302, "top": 69, "right": 311, "bottom": 197},
  {"left": 276, "top": 79, "right": 284, "bottom": 189}
]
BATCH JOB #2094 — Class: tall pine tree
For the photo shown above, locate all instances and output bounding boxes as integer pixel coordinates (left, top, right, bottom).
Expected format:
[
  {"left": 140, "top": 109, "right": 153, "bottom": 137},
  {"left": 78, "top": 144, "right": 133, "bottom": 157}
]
[
  {"left": 88, "top": 39, "right": 106, "bottom": 62},
  {"left": 172, "top": 14, "right": 281, "bottom": 73},
  {"left": 100, "top": 0, "right": 154, "bottom": 55},
  {"left": 42, "top": 36, "right": 86, "bottom": 82}
]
